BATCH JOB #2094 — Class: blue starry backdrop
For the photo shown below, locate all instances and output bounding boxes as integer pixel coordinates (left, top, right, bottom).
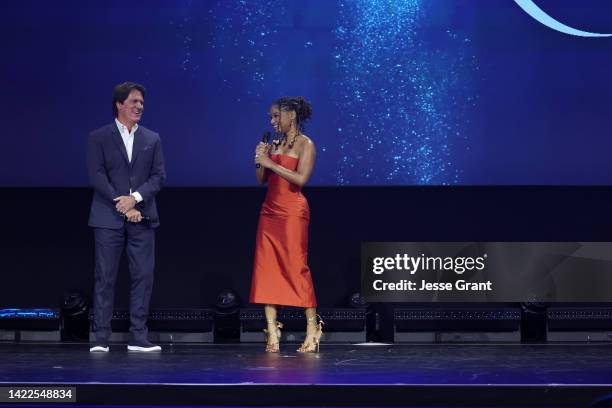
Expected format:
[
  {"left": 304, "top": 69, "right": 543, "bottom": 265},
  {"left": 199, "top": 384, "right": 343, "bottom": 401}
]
[{"left": 1, "top": 0, "right": 612, "bottom": 186}]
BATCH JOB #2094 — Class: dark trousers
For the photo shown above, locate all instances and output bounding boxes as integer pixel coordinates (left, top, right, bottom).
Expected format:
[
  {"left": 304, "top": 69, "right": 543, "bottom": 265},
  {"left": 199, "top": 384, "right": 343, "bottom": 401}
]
[{"left": 92, "top": 223, "right": 155, "bottom": 343}]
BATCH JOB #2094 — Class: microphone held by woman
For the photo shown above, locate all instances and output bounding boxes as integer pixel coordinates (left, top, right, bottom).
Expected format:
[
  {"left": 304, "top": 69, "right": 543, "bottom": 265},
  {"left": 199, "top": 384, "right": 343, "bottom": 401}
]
[{"left": 255, "top": 131, "right": 271, "bottom": 168}]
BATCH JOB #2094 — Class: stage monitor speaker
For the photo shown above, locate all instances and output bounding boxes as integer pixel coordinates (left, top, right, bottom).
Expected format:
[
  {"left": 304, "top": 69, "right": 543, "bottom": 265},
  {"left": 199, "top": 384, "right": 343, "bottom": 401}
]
[
  {"left": 89, "top": 309, "right": 214, "bottom": 343},
  {"left": 0, "top": 308, "right": 60, "bottom": 341},
  {"left": 239, "top": 307, "right": 367, "bottom": 343},
  {"left": 547, "top": 306, "right": 612, "bottom": 342},
  {"left": 394, "top": 308, "right": 521, "bottom": 343}
]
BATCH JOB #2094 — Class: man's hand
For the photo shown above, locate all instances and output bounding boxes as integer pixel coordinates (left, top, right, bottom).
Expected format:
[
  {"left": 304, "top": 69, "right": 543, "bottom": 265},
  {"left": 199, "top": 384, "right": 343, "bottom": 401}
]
[
  {"left": 114, "top": 195, "right": 137, "bottom": 214},
  {"left": 125, "top": 208, "right": 143, "bottom": 223}
]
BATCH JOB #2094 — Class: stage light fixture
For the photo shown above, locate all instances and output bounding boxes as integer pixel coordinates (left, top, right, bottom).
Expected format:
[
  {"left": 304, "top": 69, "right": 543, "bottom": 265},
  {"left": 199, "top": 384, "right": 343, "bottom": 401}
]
[
  {"left": 214, "top": 290, "right": 242, "bottom": 342},
  {"left": 215, "top": 290, "right": 241, "bottom": 313},
  {"left": 60, "top": 291, "right": 91, "bottom": 341},
  {"left": 349, "top": 292, "right": 367, "bottom": 309}
]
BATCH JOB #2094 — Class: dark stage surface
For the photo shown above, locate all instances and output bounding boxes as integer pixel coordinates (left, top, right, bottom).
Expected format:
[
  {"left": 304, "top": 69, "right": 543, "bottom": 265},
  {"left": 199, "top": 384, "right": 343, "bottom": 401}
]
[{"left": 3, "top": 342, "right": 612, "bottom": 406}]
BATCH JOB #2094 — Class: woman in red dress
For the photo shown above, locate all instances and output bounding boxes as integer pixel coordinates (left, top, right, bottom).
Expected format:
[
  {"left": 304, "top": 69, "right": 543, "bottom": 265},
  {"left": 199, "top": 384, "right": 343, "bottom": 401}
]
[{"left": 251, "top": 96, "right": 322, "bottom": 353}]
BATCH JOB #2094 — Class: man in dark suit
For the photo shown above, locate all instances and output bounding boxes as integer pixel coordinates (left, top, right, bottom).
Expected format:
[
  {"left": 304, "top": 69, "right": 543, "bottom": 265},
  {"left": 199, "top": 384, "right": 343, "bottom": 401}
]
[{"left": 87, "top": 82, "right": 166, "bottom": 352}]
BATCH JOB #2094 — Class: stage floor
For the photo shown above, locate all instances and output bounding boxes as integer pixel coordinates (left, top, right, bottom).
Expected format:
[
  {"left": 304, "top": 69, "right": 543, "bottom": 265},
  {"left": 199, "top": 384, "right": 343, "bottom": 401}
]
[{"left": 2, "top": 342, "right": 612, "bottom": 406}]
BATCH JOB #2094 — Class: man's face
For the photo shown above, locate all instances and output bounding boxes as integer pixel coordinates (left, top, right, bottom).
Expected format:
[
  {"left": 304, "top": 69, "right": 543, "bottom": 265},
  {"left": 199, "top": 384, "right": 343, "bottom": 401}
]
[{"left": 116, "top": 89, "right": 144, "bottom": 125}]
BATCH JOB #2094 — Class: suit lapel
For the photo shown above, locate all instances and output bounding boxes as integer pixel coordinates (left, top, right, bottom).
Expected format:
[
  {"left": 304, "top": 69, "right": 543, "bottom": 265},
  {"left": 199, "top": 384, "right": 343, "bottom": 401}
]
[
  {"left": 131, "top": 127, "right": 145, "bottom": 166},
  {"left": 110, "top": 124, "right": 130, "bottom": 165}
]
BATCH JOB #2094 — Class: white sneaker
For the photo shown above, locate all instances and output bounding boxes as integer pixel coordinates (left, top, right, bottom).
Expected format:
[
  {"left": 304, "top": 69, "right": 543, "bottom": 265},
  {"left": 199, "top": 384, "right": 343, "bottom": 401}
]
[
  {"left": 127, "top": 340, "right": 161, "bottom": 352},
  {"left": 89, "top": 344, "right": 109, "bottom": 352}
]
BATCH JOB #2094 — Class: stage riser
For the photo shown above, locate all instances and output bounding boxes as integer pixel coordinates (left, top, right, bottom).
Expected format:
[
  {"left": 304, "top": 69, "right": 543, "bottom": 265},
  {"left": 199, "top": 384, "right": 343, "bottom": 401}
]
[
  {"left": 239, "top": 307, "right": 367, "bottom": 343},
  {"left": 547, "top": 332, "right": 612, "bottom": 342},
  {"left": 393, "top": 308, "right": 522, "bottom": 343},
  {"left": 87, "top": 309, "right": 215, "bottom": 343},
  {"left": 88, "top": 332, "right": 214, "bottom": 343},
  {"left": 547, "top": 307, "right": 612, "bottom": 342},
  {"left": 240, "top": 331, "right": 366, "bottom": 343},
  {"left": 0, "top": 330, "right": 60, "bottom": 342},
  {"left": 394, "top": 331, "right": 521, "bottom": 343}
]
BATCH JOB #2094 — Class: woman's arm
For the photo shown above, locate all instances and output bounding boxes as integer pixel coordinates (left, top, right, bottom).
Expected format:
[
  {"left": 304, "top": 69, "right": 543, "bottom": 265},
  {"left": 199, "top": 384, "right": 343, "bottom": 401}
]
[
  {"left": 255, "top": 166, "right": 269, "bottom": 185},
  {"left": 254, "top": 142, "right": 271, "bottom": 184}
]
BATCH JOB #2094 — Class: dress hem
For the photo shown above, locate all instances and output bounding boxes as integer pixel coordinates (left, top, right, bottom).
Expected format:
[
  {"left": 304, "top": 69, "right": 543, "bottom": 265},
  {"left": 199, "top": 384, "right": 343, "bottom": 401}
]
[{"left": 249, "top": 300, "right": 317, "bottom": 308}]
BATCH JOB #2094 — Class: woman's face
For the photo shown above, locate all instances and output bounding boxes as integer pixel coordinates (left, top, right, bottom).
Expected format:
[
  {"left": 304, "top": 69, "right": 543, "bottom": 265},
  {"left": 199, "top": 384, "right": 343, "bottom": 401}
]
[{"left": 269, "top": 105, "right": 295, "bottom": 133}]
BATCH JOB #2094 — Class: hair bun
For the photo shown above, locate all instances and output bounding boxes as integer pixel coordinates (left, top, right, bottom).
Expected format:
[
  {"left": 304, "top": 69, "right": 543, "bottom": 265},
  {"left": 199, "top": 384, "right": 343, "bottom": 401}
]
[
  {"left": 295, "top": 96, "right": 312, "bottom": 123},
  {"left": 274, "top": 96, "right": 313, "bottom": 127}
]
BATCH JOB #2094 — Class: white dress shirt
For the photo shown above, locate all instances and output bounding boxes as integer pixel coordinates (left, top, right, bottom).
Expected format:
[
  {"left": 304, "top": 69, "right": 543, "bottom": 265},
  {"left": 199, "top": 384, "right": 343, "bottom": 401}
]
[{"left": 115, "top": 118, "right": 143, "bottom": 203}]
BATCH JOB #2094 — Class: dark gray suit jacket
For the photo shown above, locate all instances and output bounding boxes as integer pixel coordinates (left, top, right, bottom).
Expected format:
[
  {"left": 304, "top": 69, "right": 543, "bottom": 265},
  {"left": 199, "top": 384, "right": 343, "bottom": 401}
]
[{"left": 87, "top": 122, "right": 166, "bottom": 229}]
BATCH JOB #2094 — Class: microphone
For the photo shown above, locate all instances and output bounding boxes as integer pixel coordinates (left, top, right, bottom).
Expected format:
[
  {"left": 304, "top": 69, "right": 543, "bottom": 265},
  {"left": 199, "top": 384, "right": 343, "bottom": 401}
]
[{"left": 255, "top": 131, "right": 271, "bottom": 169}]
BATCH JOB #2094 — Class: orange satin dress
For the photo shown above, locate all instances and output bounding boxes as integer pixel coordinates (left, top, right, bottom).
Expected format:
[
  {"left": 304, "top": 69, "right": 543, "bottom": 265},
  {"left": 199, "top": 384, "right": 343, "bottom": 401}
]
[{"left": 250, "top": 154, "right": 317, "bottom": 308}]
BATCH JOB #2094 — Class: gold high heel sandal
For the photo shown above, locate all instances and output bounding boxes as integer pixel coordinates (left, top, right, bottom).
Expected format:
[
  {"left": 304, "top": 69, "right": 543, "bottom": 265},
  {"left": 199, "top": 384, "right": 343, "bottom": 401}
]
[
  {"left": 263, "top": 319, "right": 283, "bottom": 353},
  {"left": 297, "top": 314, "right": 324, "bottom": 353}
]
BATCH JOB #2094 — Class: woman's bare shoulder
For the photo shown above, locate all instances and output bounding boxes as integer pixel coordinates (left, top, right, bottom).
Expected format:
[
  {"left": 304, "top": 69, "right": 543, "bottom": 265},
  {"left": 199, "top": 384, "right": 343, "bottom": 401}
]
[{"left": 298, "top": 134, "right": 315, "bottom": 150}]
